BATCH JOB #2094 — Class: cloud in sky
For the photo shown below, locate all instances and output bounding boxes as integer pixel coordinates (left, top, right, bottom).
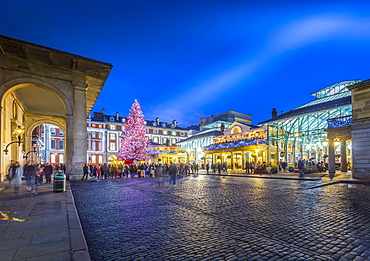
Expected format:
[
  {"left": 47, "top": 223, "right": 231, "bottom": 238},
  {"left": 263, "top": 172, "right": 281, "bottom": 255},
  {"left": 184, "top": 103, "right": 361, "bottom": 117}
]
[{"left": 145, "top": 13, "right": 370, "bottom": 126}]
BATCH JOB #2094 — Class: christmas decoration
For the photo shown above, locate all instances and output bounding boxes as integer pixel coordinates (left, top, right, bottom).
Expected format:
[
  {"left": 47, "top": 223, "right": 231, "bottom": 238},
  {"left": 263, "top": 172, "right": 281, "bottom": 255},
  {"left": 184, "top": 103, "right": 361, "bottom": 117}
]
[{"left": 119, "top": 100, "right": 149, "bottom": 161}]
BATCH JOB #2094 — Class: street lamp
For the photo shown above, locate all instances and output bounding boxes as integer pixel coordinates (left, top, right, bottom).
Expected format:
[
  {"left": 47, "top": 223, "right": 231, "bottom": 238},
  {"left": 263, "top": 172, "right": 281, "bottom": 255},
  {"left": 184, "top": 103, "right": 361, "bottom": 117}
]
[
  {"left": 23, "top": 145, "right": 37, "bottom": 160},
  {"left": 4, "top": 126, "right": 24, "bottom": 155}
]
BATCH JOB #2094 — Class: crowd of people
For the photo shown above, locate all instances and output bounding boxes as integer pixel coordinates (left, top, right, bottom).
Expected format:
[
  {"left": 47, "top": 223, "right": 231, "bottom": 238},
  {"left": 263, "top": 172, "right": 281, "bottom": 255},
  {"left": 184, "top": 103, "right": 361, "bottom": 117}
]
[
  {"left": 81, "top": 162, "right": 203, "bottom": 182},
  {"left": 7, "top": 161, "right": 66, "bottom": 195}
]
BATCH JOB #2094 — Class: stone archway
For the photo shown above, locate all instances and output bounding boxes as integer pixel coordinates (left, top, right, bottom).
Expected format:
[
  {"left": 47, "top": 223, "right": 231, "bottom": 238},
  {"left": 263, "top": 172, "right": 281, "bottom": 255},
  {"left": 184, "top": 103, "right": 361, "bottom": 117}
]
[{"left": 0, "top": 35, "right": 112, "bottom": 180}]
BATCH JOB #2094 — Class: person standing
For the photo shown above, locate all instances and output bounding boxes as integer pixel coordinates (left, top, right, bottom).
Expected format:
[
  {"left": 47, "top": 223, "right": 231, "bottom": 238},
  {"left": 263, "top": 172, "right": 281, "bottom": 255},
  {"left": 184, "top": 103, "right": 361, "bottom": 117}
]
[
  {"left": 298, "top": 158, "right": 305, "bottom": 177},
  {"left": 206, "top": 163, "right": 210, "bottom": 174},
  {"left": 245, "top": 161, "right": 250, "bottom": 173},
  {"left": 217, "top": 163, "right": 222, "bottom": 175},
  {"left": 9, "top": 161, "right": 23, "bottom": 193},
  {"left": 169, "top": 163, "right": 178, "bottom": 186}
]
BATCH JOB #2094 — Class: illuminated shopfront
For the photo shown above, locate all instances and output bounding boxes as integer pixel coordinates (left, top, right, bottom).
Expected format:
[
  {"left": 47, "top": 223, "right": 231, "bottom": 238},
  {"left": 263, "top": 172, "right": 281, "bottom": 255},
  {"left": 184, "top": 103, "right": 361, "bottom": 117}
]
[
  {"left": 149, "top": 145, "right": 187, "bottom": 164},
  {"left": 204, "top": 122, "right": 267, "bottom": 170}
]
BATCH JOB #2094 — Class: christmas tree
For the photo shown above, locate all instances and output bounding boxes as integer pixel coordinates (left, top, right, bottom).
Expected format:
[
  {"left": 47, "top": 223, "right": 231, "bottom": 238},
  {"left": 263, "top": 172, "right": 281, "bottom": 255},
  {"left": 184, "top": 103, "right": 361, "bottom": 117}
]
[{"left": 119, "top": 99, "right": 150, "bottom": 161}]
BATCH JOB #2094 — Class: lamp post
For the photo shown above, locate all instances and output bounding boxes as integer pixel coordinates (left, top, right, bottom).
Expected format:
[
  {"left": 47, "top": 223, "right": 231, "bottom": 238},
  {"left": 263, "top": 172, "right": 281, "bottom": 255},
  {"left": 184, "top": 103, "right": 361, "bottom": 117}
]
[
  {"left": 23, "top": 145, "right": 37, "bottom": 160},
  {"left": 4, "top": 126, "right": 24, "bottom": 155}
]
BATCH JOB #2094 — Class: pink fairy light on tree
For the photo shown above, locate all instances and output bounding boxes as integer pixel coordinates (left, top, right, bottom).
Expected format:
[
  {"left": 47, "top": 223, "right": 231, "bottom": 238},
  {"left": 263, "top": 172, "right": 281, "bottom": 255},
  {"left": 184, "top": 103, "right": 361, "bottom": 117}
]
[{"left": 119, "top": 99, "right": 149, "bottom": 161}]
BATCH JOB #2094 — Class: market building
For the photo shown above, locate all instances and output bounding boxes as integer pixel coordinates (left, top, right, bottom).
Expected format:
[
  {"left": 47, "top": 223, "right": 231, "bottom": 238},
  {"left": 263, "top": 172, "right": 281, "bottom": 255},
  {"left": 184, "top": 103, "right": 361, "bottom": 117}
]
[
  {"left": 178, "top": 110, "right": 253, "bottom": 166},
  {"left": 203, "top": 122, "right": 267, "bottom": 170},
  {"left": 259, "top": 80, "right": 360, "bottom": 170}
]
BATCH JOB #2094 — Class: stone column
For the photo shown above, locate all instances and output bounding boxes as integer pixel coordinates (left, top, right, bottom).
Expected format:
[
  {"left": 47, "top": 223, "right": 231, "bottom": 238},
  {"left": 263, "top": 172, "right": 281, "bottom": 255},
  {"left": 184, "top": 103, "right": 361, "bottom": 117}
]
[
  {"left": 241, "top": 150, "right": 245, "bottom": 170},
  {"left": 340, "top": 138, "right": 347, "bottom": 172},
  {"left": 351, "top": 118, "right": 370, "bottom": 179},
  {"left": 328, "top": 138, "right": 335, "bottom": 179},
  {"left": 68, "top": 82, "right": 88, "bottom": 180}
]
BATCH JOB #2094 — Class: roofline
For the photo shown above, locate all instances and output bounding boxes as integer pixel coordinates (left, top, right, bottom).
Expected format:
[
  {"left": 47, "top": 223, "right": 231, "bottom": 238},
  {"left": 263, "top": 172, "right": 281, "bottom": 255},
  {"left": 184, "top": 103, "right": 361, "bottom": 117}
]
[{"left": 0, "top": 34, "right": 113, "bottom": 69}]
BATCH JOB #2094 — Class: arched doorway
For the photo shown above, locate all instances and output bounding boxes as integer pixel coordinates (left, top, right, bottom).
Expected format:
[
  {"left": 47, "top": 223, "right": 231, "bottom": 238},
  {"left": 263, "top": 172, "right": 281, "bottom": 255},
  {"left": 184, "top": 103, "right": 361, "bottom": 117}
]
[{"left": 0, "top": 35, "right": 112, "bottom": 180}]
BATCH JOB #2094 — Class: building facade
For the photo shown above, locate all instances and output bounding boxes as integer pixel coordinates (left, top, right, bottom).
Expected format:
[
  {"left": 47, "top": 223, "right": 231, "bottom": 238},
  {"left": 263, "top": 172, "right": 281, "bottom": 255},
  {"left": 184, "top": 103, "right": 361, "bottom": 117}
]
[
  {"left": 36, "top": 112, "right": 190, "bottom": 164},
  {"left": 260, "top": 80, "right": 359, "bottom": 168},
  {"left": 204, "top": 122, "right": 267, "bottom": 170},
  {"left": 178, "top": 110, "right": 253, "bottom": 166}
]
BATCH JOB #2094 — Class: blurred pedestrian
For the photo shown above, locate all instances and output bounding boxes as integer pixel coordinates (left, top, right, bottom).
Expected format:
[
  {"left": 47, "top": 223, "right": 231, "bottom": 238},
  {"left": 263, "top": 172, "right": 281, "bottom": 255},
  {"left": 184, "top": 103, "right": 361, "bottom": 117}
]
[
  {"left": 9, "top": 161, "right": 23, "bottom": 193},
  {"left": 169, "top": 163, "right": 178, "bottom": 186},
  {"left": 43, "top": 163, "right": 53, "bottom": 184}
]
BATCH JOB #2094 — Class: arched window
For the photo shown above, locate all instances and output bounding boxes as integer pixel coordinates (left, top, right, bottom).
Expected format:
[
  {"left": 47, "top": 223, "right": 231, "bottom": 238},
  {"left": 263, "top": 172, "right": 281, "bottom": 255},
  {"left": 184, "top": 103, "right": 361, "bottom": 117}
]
[{"left": 231, "top": 126, "right": 242, "bottom": 134}]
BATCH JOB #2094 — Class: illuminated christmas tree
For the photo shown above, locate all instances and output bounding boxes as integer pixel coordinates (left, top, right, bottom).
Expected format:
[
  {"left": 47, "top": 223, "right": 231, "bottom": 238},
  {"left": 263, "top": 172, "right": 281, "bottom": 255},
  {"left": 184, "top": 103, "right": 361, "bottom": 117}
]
[{"left": 119, "top": 99, "right": 150, "bottom": 161}]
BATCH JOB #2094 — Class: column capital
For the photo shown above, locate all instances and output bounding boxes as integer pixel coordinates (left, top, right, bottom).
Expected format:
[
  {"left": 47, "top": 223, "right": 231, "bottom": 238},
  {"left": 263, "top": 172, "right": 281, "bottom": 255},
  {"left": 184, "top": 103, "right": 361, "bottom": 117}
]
[{"left": 72, "top": 81, "right": 88, "bottom": 91}]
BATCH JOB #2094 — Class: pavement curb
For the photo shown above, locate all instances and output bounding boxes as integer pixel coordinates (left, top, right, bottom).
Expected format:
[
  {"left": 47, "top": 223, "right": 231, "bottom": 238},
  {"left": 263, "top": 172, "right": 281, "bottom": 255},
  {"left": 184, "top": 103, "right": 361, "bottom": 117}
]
[{"left": 66, "top": 182, "right": 91, "bottom": 261}]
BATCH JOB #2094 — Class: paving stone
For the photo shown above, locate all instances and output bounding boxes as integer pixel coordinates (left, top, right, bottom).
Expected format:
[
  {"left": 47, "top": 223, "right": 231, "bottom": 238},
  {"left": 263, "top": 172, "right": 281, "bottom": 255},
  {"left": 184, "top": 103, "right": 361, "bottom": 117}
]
[{"left": 71, "top": 174, "right": 370, "bottom": 260}]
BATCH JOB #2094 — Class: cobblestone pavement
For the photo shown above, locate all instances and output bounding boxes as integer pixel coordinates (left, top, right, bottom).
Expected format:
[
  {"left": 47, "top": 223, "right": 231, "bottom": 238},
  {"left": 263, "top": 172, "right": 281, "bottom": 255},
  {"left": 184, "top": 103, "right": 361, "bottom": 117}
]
[{"left": 71, "top": 175, "right": 370, "bottom": 261}]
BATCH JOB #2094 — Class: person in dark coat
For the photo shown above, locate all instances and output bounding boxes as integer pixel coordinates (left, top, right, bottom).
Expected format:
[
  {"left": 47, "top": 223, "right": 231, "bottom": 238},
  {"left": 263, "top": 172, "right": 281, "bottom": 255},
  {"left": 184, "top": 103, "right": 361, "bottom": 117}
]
[
  {"left": 82, "top": 164, "right": 89, "bottom": 181},
  {"left": 43, "top": 163, "right": 54, "bottom": 184}
]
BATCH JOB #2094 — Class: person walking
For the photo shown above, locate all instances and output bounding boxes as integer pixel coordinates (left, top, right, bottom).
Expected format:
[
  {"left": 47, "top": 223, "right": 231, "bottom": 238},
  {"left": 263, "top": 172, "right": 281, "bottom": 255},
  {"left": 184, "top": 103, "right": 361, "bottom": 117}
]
[
  {"left": 24, "top": 162, "right": 37, "bottom": 196},
  {"left": 155, "top": 164, "right": 165, "bottom": 187},
  {"left": 9, "top": 161, "right": 23, "bottom": 193},
  {"left": 82, "top": 164, "right": 89, "bottom": 181},
  {"left": 169, "top": 163, "right": 178, "bottom": 186}
]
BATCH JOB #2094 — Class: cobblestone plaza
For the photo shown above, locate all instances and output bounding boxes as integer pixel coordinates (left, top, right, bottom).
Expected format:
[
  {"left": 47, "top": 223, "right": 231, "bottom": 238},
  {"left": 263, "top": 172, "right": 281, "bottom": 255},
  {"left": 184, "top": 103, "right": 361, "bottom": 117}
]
[{"left": 71, "top": 174, "right": 370, "bottom": 260}]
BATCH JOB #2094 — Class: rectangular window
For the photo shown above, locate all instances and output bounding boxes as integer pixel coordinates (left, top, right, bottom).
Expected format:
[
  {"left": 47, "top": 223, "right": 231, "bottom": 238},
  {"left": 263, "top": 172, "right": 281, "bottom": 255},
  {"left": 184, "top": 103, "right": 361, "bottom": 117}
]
[
  {"left": 59, "top": 129, "right": 64, "bottom": 136},
  {"left": 51, "top": 154, "right": 56, "bottom": 164},
  {"left": 149, "top": 129, "right": 153, "bottom": 133},
  {"left": 110, "top": 125, "right": 116, "bottom": 130},
  {"left": 168, "top": 131, "right": 172, "bottom": 135},
  {"left": 98, "top": 141, "right": 102, "bottom": 151},
  {"left": 154, "top": 129, "right": 158, "bottom": 134},
  {"left": 171, "top": 138, "right": 177, "bottom": 145},
  {"left": 92, "top": 155, "right": 96, "bottom": 164},
  {"left": 159, "top": 130, "right": 163, "bottom": 134},
  {"left": 109, "top": 133, "right": 116, "bottom": 140},
  {"left": 59, "top": 154, "right": 64, "bottom": 164},
  {"left": 110, "top": 142, "right": 116, "bottom": 151},
  {"left": 153, "top": 136, "right": 159, "bottom": 143},
  {"left": 98, "top": 155, "right": 103, "bottom": 164},
  {"left": 60, "top": 140, "right": 64, "bottom": 150},
  {"left": 51, "top": 128, "right": 56, "bottom": 135},
  {"left": 92, "top": 141, "right": 96, "bottom": 151},
  {"left": 176, "top": 132, "right": 180, "bottom": 136},
  {"left": 51, "top": 139, "right": 56, "bottom": 149}
]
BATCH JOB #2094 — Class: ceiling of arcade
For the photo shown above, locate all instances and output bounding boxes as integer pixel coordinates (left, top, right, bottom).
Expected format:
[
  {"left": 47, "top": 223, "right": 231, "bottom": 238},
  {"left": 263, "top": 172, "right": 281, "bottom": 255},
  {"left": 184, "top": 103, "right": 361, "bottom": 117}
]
[{"left": 13, "top": 86, "right": 65, "bottom": 116}]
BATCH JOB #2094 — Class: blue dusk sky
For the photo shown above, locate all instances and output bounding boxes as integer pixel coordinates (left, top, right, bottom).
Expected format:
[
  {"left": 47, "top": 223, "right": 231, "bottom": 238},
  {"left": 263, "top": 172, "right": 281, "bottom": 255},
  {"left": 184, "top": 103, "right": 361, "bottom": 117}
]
[{"left": 1, "top": 1, "right": 370, "bottom": 127}]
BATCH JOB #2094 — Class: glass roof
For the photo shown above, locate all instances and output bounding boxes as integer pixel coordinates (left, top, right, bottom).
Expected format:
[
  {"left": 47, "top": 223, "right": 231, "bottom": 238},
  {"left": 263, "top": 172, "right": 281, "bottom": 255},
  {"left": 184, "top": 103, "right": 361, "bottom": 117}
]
[
  {"left": 292, "top": 80, "right": 360, "bottom": 110},
  {"left": 310, "top": 80, "right": 361, "bottom": 99}
]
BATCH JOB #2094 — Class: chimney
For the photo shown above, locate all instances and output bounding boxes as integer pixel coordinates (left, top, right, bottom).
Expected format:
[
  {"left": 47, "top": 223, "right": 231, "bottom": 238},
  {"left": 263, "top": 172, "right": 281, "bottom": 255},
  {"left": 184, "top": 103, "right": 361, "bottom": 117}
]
[
  {"left": 116, "top": 112, "right": 119, "bottom": 121},
  {"left": 102, "top": 108, "right": 105, "bottom": 115},
  {"left": 272, "top": 108, "right": 277, "bottom": 118}
]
